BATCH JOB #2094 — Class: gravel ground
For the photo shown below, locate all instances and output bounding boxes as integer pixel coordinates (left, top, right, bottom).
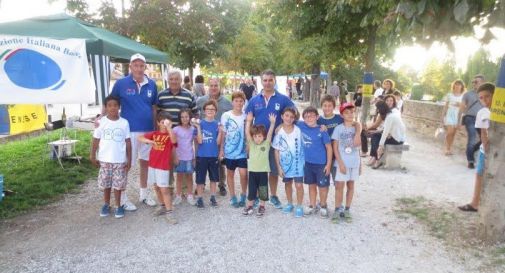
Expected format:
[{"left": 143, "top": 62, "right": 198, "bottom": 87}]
[{"left": 0, "top": 128, "right": 488, "bottom": 273}]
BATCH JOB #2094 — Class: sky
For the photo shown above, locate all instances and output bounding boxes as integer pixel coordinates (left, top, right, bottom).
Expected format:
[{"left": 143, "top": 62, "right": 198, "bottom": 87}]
[{"left": 1, "top": 0, "right": 504, "bottom": 73}]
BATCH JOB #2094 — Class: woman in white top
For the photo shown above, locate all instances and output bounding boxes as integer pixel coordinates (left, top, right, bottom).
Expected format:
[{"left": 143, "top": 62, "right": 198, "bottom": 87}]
[
  {"left": 441, "top": 80, "right": 465, "bottom": 155},
  {"left": 375, "top": 100, "right": 406, "bottom": 168}
]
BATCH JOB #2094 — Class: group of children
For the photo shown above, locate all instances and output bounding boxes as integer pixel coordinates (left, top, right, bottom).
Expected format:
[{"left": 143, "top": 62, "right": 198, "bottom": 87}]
[{"left": 91, "top": 92, "right": 363, "bottom": 223}]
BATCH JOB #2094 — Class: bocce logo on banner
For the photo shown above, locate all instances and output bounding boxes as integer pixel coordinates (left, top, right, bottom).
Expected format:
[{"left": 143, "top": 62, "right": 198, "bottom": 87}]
[{"left": 1, "top": 48, "right": 65, "bottom": 90}]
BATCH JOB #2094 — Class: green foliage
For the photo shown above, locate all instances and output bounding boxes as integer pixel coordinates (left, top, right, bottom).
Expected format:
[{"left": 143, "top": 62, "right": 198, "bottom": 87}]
[
  {"left": 418, "top": 58, "right": 459, "bottom": 100},
  {"left": 463, "top": 49, "right": 500, "bottom": 86},
  {"left": 410, "top": 84, "right": 425, "bottom": 100},
  {"left": 0, "top": 130, "right": 97, "bottom": 219}
]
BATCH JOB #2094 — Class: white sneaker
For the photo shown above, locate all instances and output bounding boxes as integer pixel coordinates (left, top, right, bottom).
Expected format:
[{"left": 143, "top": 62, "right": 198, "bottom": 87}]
[
  {"left": 304, "top": 206, "right": 314, "bottom": 215},
  {"left": 173, "top": 195, "right": 183, "bottom": 206},
  {"left": 140, "top": 195, "right": 157, "bottom": 207},
  {"left": 186, "top": 194, "right": 196, "bottom": 206},
  {"left": 320, "top": 207, "right": 329, "bottom": 218},
  {"left": 122, "top": 200, "right": 137, "bottom": 211}
]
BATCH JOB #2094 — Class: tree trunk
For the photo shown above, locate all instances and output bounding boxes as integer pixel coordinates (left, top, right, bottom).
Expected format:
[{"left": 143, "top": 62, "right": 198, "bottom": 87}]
[
  {"left": 478, "top": 56, "right": 505, "bottom": 243},
  {"left": 360, "top": 25, "right": 378, "bottom": 126},
  {"left": 310, "top": 62, "right": 321, "bottom": 107},
  {"left": 189, "top": 66, "right": 194, "bottom": 86},
  {"left": 303, "top": 77, "right": 310, "bottom": 102}
]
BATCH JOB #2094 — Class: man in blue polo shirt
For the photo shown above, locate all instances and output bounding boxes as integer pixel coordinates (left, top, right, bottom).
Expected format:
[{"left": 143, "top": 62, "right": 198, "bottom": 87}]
[
  {"left": 109, "top": 53, "right": 158, "bottom": 210},
  {"left": 245, "top": 69, "right": 295, "bottom": 209}
]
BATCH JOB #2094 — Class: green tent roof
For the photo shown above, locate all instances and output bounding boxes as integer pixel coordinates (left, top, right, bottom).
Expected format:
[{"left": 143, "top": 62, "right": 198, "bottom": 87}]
[{"left": 0, "top": 13, "right": 168, "bottom": 63}]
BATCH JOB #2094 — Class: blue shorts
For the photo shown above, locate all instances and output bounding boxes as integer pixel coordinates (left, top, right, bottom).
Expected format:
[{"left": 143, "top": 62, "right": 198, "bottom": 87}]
[
  {"left": 174, "top": 160, "right": 194, "bottom": 173},
  {"left": 476, "top": 150, "right": 485, "bottom": 176},
  {"left": 224, "top": 158, "right": 247, "bottom": 170},
  {"left": 195, "top": 157, "right": 219, "bottom": 185},
  {"left": 304, "top": 162, "right": 330, "bottom": 187},
  {"left": 282, "top": 176, "right": 303, "bottom": 183}
]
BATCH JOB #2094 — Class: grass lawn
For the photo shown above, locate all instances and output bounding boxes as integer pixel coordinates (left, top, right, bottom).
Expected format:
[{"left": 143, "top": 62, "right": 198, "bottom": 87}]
[{"left": 0, "top": 129, "right": 97, "bottom": 219}]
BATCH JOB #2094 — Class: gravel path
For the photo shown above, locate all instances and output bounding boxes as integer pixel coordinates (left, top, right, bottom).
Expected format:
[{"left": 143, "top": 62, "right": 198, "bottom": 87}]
[{"left": 0, "top": 128, "right": 485, "bottom": 273}]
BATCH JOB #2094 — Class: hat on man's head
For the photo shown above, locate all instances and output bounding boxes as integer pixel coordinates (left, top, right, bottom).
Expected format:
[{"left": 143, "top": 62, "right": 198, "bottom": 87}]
[
  {"left": 339, "top": 102, "right": 355, "bottom": 114},
  {"left": 130, "top": 53, "right": 146, "bottom": 63}
]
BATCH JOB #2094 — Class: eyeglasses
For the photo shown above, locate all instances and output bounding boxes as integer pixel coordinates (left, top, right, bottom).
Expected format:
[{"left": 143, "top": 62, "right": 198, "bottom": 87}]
[
  {"left": 205, "top": 108, "right": 216, "bottom": 111},
  {"left": 472, "top": 80, "right": 478, "bottom": 84}
]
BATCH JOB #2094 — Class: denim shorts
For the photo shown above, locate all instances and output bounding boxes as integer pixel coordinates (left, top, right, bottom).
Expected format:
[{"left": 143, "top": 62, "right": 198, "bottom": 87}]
[
  {"left": 304, "top": 162, "right": 330, "bottom": 187},
  {"left": 174, "top": 160, "right": 194, "bottom": 173},
  {"left": 476, "top": 150, "right": 485, "bottom": 176}
]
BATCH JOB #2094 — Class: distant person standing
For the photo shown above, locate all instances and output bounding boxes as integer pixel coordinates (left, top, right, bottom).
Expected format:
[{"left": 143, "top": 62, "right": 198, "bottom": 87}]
[
  {"left": 183, "top": 75, "right": 192, "bottom": 91},
  {"left": 109, "top": 53, "right": 158, "bottom": 211},
  {"left": 459, "top": 75, "right": 485, "bottom": 169},
  {"left": 328, "top": 81, "right": 340, "bottom": 101},
  {"left": 441, "top": 80, "right": 465, "bottom": 156},
  {"left": 193, "top": 75, "right": 205, "bottom": 98},
  {"left": 339, "top": 80, "right": 348, "bottom": 105},
  {"left": 296, "top": 77, "right": 303, "bottom": 99},
  {"left": 240, "top": 78, "right": 257, "bottom": 101}
]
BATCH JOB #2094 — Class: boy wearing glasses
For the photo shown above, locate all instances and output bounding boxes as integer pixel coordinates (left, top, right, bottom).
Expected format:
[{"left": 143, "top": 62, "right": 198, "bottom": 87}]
[{"left": 194, "top": 100, "right": 223, "bottom": 208}]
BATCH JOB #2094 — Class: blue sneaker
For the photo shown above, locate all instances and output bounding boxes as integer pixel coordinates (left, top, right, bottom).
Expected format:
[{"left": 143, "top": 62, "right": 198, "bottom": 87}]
[
  {"left": 238, "top": 194, "right": 246, "bottom": 207},
  {"left": 229, "top": 195, "right": 239, "bottom": 208},
  {"left": 253, "top": 198, "right": 259, "bottom": 208},
  {"left": 114, "top": 205, "right": 125, "bottom": 219},
  {"left": 210, "top": 195, "right": 218, "bottom": 207},
  {"left": 269, "top": 195, "right": 282, "bottom": 209},
  {"left": 100, "top": 204, "right": 110, "bottom": 217},
  {"left": 294, "top": 206, "right": 304, "bottom": 218},
  {"left": 282, "top": 203, "right": 294, "bottom": 214},
  {"left": 196, "top": 197, "right": 205, "bottom": 208}
]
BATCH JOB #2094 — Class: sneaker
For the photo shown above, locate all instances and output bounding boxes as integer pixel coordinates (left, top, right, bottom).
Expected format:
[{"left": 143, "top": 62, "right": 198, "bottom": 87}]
[
  {"left": 219, "top": 185, "right": 227, "bottom": 196},
  {"left": 331, "top": 208, "right": 340, "bottom": 222},
  {"left": 100, "top": 204, "right": 110, "bottom": 217},
  {"left": 196, "top": 197, "right": 204, "bottom": 209},
  {"left": 343, "top": 210, "right": 352, "bottom": 221},
  {"left": 242, "top": 206, "right": 254, "bottom": 215},
  {"left": 282, "top": 203, "right": 294, "bottom": 214},
  {"left": 115, "top": 205, "right": 125, "bottom": 218},
  {"left": 187, "top": 194, "right": 196, "bottom": 206},
  {"left": 164, "top": 214, "right": 178, "bottom": 225},
  {"left": 304, "top": 206, "right": 314, "bottom": 215},
  {"left": 140, "top": 196, "right": 157, "bottom": 207},
  {"left": 122, "top": 200, "right": 137, "bottom": 211},
  {"left": 468, "top": 162, "right": 475, "bottom": 169},
  {"left": 294, "top": 206, "right": 304, "bottom": 218},
  {"left": 152, "top": 207, "right": 169, "bottom": 217},
  {"left": 256, "top": 206, "right": 265, "bottom": 217},
  {"left": 314, "top": 203, "right": 321, "bottom": 214},
  {"left": 173, "top": 195, "right": 183, "bottom": 206},
  {"left": 229, "top": 195, "right": 239, "bottom": 208},
  {"left": 269, "top": 195, "right": 282, "bottom": 209},
  {"left": 238, "top": 194, "right": 247, "bottom": 207},
  {"left": 320, "top": 207, "right": 329, "bottom": 218},
  {"left": 210, "top": 196, "right": 218, "bottom": 207},
  {"left": 253, "top": 198, "right": 259, "bottom": 209}
]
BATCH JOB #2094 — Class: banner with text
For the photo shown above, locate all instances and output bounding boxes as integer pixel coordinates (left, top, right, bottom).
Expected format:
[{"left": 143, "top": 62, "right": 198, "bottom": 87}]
[
  {"left": 0, "top": 35, "right": 94, "bottom": 104},
  {"left": 0, "top": 104, "right": 47, "bottom": 135}
]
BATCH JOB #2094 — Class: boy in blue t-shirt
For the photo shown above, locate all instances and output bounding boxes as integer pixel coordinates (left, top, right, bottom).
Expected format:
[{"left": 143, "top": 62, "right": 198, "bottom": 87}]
[
  {"left": 298, "top": 106, "right": 332, "bottom": 218},
  {"left": 317, "top": 95, "right": 343, "bottom": 182},
  {"left": 331, "top": 102, "right": 362, "bottom": 222},
  {"left": 194, "top": 100, "right": 223, "bottom": 208}
]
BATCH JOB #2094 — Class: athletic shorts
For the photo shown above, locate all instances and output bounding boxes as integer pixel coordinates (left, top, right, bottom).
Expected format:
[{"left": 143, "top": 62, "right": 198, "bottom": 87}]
[
  {"left": 476, "top": 150, "right": 486, "bottom": 176},
  {"left": 130, "top": 132, "right": 151, "bottom": 165},
  {"left": 174, "top": 160, "right": 194, "bottom": 174},
  {"left": 282, "top": 176, "right": 303, "bottom": 183},
  {"left": 98, "top": 162, "right": 128, "bottom": 190},
  {"left": 147, "top": 167, "right": 171, "bottom": 188},
  {"left": 224, "top": 158, "right": 247, "bottom": 170},
  {"left": 334, "top": 166, "right": 359, "bottom": 183},
  {"left": 195, "top": 157, "right": 219, "bottom": 185},
  {"left": 304, "top": 162, "right": 330, "bottom": 187}
]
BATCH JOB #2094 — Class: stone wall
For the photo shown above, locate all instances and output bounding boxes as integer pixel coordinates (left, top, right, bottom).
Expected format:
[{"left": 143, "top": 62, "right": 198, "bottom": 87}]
[{"left": 402, "top": 100, "right": 468, "bottom": 150}]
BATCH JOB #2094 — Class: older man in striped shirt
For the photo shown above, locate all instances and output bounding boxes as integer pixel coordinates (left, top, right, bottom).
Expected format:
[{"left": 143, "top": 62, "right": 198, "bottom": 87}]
[{"left": 158, "top": 70, "right": 198, "bottom": 126}]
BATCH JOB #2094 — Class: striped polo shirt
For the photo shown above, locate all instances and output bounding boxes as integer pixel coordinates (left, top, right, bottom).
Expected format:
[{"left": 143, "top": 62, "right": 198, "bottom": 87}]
[{"left": 157, "top": 88, "right": 198, "bottom": 126}]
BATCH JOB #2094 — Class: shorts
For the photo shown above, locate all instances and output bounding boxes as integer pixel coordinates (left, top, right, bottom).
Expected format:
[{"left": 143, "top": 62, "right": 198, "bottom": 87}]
[
  {"left": 130, "top": 132, "right": 151, "bottom": 165},
  {"left": 195, "top": 157, "right": 219, "bottom": 185},
  {"left": 224, "top": 158, "right": 247, "bottom": 170},
  {"left": 334, "top": 166, "right": 359, "bottom": 183},
  {"left": 268, "top": 147, "right": 278, "bottom": 176},
  {"left": 282, "top": 176, "right": 303, "bottom": 183},
  {"left": 476, "top": 150, "right": 485, "bottom": 176},
  {"left": 174, "top": 160, "right": 194, "bottom": 173},
  {"left": 147, "top": 167, "right": 171, "bottom": 187},
  {"left": 304, "top": 162, "right": 330, "bottom": 187},
  {"left": 248, "top": 172, "right": 269, "bottom": 201},
  {"left": 98, "top": 162, "right": 128, "bottom": 190}
]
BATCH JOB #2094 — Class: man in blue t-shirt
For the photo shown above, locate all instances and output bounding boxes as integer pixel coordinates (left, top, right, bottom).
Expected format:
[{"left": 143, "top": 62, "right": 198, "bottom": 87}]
[
  {"left": 108, "top": 53, "right": 158, "bottom": 211},
  {"left": 245, "top": 69, "right": 295, "bottom": 209}
]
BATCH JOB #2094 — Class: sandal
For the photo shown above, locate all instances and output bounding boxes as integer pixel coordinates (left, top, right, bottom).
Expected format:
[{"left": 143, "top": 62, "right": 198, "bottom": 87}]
[
  {"left": 371, "top": 161, "right": 384, "bottom": 169},
  {"left": 458, "top": 204, "right": 478, "bottom": 212}
]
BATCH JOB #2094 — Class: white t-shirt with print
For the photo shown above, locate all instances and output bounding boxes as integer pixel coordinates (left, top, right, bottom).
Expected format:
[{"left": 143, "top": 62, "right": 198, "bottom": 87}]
[
  {"left": 221, "top": 110, "right": 247, "bottom": 159},
  {"left": 93, "top": 116, "right": 131, "bottom": 163},
  {"left": 475, "top": 107, "right": 490, "bottom": 153}
]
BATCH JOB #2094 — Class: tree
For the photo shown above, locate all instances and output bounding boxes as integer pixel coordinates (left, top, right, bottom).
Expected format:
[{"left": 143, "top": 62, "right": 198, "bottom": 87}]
[{"left": 464, "top": 49, "right": 500, "bottom": 85}]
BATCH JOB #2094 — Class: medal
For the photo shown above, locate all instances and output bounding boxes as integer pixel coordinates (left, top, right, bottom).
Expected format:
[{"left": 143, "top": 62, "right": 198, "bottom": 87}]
[{"left": 344, "top": 147, "right": 352, "bottom": 154}]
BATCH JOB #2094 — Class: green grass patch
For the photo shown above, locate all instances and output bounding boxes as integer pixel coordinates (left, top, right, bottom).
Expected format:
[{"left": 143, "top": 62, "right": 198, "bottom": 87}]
[
  {"left": 394, "top": 196, "right": 456, "bottom": 239},
  {"left": 0, "top": 130, "right": 97, "bottom": 219}
]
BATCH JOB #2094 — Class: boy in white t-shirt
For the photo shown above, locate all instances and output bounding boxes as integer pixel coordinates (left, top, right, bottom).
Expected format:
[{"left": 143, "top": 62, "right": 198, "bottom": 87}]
[
  {"left": 91, "top": 95, "right": 132, "bottom": 219},
  {"left": 458, "top": 83, "right": 495, "bottom": 212}
]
